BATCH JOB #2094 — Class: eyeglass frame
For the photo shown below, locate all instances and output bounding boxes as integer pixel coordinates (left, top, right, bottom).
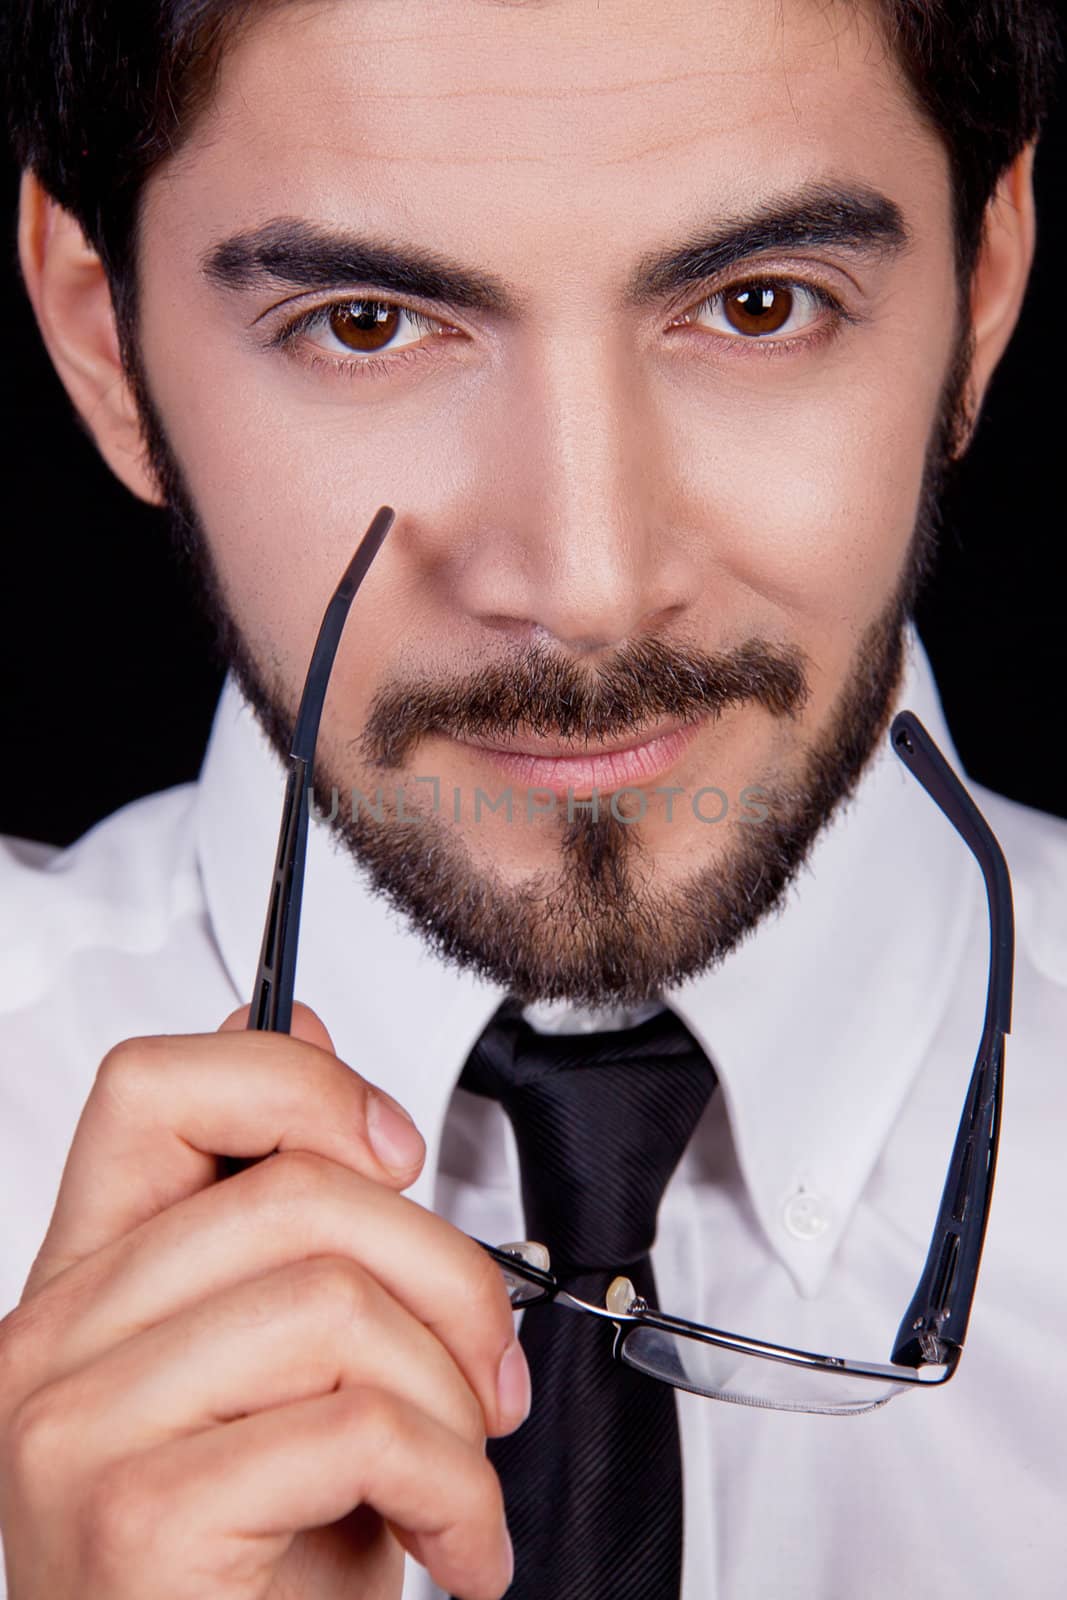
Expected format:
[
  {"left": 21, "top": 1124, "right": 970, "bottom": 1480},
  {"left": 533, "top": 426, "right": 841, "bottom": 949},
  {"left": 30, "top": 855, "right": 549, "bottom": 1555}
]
[{"left": 234, "top": 505, "right": 1014, "bottom": 1411}]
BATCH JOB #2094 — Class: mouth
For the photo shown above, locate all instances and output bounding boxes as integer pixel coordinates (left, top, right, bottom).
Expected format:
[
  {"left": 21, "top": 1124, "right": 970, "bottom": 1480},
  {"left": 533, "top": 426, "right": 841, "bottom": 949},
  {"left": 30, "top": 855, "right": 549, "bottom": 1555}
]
[{"left": 453, "top": 714, "right": 710, "bottom": 798}]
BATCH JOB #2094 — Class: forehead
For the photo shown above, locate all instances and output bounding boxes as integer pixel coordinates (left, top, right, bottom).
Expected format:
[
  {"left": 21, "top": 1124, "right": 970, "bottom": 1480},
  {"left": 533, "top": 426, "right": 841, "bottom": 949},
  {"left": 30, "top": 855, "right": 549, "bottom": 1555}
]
[{"left": 152, "top": 0, "right": 949, "bottom": 289}]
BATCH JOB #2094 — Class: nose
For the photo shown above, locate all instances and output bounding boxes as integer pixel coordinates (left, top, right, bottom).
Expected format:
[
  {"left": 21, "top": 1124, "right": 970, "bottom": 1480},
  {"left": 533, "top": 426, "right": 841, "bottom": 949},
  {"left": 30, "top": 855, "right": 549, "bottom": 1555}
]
[{"left": 451, "top": 331, "right": 697, "bottom": 655}]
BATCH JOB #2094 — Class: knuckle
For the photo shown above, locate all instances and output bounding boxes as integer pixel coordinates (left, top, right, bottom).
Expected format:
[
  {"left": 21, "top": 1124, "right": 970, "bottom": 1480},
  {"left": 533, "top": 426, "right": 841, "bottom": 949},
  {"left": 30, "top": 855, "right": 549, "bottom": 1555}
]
[
  {"left": 94, "top": 1034, "right": 161, "bottom": 1110},
  {"left": 290, "top": 1255, "right": 371, "bottom": 1326},
  {"left": 6, "top": 1382, "right": 70, "bottom": 1491},
  {"left": 0, "top": 1297, "right": 72, "bottom": 1435},
  {"left": 335, "top": 1383, "right": 399, "bottom": 1453},
  {"left": 0, "top": 1306, "right": 31, "bottom": 1413}
]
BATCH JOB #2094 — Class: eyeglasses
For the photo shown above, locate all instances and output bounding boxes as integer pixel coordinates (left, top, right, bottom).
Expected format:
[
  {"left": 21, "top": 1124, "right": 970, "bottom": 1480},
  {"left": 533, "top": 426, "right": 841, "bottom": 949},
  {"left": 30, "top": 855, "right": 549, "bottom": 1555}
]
[{"left": 238, "top": 509, "right": 1014, "bottom": 1416}]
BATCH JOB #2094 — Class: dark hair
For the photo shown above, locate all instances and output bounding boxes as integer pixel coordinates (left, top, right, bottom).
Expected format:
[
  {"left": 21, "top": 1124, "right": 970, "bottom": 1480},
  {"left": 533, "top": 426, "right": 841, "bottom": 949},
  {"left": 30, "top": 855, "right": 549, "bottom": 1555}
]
[{"left": 2, "top": 0, "right": 1063, "bottom": 374}]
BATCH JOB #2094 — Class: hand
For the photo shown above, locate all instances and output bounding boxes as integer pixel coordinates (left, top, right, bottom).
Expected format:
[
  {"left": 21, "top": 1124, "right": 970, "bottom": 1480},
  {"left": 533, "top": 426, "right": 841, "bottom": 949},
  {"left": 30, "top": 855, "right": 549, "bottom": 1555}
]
[{"left": 0, "top": 1003, "right": 526, "bottom": 1600}]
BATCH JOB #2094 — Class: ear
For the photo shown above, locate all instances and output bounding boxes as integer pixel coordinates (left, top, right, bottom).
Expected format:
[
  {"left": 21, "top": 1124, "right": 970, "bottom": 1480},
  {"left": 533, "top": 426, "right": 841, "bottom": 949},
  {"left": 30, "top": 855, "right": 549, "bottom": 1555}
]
[
  {"left": 16, "top": 168, "right": 166, "bottom": 507},
  {"left": 960, "top": 141, "right": 1038, "bottom": 447}
]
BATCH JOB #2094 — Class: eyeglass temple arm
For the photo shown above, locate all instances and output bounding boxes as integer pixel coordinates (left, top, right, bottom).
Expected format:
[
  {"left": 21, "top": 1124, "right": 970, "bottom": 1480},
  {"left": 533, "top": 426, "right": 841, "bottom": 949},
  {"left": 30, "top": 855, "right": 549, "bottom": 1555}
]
[
  {"left": 246, "top": 506, "right": 395, "bottom": 1035},
  {"left": 887, "top": 710, "right": 1014, "bottom": 1369}
]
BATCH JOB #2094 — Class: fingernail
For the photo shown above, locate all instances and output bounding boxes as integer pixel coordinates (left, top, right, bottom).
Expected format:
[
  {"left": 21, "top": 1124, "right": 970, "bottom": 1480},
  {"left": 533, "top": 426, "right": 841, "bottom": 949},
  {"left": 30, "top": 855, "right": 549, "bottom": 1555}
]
[
  {"left": 501, "top": 1521, "right": 515, "bottom": 1589},
  {"left": 367, "top": 1091, "right": 425, "bottom": 1173},
  {"left": 497, "top": 1339, "right": 532, "bottom": 1431}
]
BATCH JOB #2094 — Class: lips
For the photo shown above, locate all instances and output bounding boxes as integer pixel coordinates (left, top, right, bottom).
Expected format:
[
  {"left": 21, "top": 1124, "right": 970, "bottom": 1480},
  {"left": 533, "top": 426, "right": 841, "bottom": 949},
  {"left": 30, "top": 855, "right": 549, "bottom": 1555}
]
[{"left": 455, "top": 715, "right": 707, "bottom": 797}]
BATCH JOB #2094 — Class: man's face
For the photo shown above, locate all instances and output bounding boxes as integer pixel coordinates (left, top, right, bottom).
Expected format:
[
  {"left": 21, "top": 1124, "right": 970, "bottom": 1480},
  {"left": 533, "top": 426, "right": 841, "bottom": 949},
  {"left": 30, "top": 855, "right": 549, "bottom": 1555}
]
[{"left": 129, "top": 0, "right": 966, "bottom": 1006}]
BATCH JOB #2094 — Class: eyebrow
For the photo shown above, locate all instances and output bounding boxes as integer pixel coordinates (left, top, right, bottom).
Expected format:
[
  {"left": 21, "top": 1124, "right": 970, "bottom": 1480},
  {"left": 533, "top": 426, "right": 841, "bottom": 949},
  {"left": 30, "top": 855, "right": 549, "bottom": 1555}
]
[{"left": 198, "top": 181, "right": 911, "bottom": 317}]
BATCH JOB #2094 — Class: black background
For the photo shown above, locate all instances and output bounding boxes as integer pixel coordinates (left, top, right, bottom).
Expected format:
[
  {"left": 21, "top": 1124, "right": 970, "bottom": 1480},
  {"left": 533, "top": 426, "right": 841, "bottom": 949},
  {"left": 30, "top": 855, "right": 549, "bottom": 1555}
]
[{"left": 2, "top": 70, "right": 1065, "bottom": 849}]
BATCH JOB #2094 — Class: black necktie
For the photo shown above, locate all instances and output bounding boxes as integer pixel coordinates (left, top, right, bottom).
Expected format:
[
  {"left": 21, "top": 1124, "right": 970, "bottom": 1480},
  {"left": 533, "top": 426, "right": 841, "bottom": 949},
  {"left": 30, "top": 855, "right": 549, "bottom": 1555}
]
[{"left": 456, "top": 1000, "right": 717, "bottom": 1600}]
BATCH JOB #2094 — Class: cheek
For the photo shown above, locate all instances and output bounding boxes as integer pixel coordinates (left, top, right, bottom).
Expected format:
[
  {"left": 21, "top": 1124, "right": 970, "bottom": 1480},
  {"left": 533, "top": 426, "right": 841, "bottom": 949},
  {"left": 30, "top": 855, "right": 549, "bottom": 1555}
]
[
  {"left": 135, "top": 301, "right": 453, "bottom": 685},
  {"left": 665, "top": 325, "right": 955, "bottom": 632}
]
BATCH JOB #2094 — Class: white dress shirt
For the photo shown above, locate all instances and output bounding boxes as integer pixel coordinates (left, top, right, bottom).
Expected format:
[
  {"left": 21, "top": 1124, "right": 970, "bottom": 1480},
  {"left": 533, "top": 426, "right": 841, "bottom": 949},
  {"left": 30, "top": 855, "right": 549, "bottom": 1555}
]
[{"left": 2, "top": 622, "right": 1067, "bottom": 1598}]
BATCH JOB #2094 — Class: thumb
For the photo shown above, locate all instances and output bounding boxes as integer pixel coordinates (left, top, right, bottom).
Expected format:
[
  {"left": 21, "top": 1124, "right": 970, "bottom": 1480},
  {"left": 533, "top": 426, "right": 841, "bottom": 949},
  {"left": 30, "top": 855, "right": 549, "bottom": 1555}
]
[{"left": 218, "top": 1000, "right": 337, "bottom": 1056}]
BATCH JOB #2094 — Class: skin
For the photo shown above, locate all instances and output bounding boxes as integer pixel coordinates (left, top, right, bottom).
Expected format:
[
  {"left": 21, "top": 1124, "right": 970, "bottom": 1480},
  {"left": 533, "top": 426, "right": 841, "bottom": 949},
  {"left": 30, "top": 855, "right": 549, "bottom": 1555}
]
[
  {"left": 14, "top": 0, "right": 1038, "bottom": 1009},
  {"left": 1, "top": 0, "right": 1037, "bottom": 1595},
  {"left": 0, "top": 1005, "right": 523, "bottom": 1597}
]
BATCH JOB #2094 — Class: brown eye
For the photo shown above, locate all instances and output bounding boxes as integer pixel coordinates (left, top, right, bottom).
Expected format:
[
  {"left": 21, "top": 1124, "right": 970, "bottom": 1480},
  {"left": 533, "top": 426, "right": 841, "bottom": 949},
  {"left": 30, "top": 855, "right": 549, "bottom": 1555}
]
[
  {"left": 327, "top": 300, "right": 402, "bottom": 353},
  {"left": 678, "top": 279, "right": 836, "bottom": 346},
  {"left": 722, "top": 284, "right": 794, "bottom": 337}
]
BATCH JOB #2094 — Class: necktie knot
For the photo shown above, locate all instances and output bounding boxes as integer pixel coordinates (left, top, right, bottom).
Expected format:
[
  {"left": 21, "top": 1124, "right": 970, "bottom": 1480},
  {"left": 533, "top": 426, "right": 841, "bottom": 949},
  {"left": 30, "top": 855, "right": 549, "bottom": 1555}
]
[{"left": 460, "top": 1002, "right": 717, "bottom": 1277}]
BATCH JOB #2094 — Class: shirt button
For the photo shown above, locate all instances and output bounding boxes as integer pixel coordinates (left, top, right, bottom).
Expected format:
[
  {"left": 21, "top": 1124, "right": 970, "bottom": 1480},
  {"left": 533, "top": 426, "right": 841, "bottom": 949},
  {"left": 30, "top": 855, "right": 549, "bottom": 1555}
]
[{"left": 783, "top": 1190, "right": 832, "bottom": 1240}]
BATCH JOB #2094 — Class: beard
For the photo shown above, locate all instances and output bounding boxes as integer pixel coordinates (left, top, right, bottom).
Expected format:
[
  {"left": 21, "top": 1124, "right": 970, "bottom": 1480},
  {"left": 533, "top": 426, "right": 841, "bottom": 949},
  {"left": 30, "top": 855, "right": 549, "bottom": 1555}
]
[{"left": 120, "top": 319, "right": 972, "bottom": 1008}]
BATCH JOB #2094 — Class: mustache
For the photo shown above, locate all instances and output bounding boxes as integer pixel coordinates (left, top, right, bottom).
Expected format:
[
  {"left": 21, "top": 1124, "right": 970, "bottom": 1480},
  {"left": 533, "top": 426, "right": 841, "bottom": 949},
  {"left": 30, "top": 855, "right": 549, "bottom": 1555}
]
[{"left": 359, "top": 635, "right": 811, "bottom": 769}]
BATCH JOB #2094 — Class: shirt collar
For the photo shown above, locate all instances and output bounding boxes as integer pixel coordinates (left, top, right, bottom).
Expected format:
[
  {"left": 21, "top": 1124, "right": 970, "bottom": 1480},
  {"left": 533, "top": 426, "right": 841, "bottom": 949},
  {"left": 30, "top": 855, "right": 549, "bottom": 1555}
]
[
  {"left": 666, "top": 624, "right": 979, "bottom": 1294},
  {"left": 194, "top": 622, "right": 977, "bottom": 1295}
]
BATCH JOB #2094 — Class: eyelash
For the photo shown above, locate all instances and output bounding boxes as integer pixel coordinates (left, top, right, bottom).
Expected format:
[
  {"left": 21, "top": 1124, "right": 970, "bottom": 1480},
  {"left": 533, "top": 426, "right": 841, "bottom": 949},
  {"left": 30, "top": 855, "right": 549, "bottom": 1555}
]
[{"left": 265, "top": 275, "right": 856, "bottom": 383}]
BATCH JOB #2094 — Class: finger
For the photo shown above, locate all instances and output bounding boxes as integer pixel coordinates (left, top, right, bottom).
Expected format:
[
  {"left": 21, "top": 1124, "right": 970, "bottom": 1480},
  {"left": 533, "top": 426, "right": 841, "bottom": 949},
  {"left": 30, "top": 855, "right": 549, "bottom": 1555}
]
[
  {"left": 217, "top": 1000, "right": 335, "bottom": 1051},
  {"left": 30, "top": 1255, "right": 489, "bottom": 1475},
  {"left": 25, "top": 1001, "right": 425, "bottom": 1295},
  {"left": 82, "top": 1388, "right": 513, "bottom": 1600},
  {"left": 17, "top": 1153, "right": 522, "bottom": 1439}
]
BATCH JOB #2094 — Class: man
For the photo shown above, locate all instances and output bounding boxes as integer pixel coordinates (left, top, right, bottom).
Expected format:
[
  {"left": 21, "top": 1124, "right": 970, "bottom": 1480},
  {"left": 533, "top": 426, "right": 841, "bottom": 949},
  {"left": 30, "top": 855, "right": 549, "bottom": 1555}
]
[{"left": 0, "top": 0, "right": 1064, "bottom": 1595}]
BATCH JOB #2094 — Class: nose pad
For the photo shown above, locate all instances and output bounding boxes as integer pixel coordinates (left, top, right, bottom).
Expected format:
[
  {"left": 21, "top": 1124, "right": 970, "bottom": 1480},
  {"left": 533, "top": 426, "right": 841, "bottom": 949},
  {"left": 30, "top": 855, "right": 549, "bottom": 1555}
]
[
  {"left": 495, "top": 1241, "right": 554, "bottom": 1306},
  {"left": 607, "top": 1275, "right": 639, "bottom": 1315},
  {"left": 501, "top": 1240, "right": 551, "bottom": 1271}
]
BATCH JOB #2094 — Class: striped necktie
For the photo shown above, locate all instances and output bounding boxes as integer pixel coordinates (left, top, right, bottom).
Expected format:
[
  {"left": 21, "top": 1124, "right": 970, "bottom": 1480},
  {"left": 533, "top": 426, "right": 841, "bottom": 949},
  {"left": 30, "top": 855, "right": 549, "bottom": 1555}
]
[{"left": 456, "top": 1000, "right": 717, "bottom": 1599}]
